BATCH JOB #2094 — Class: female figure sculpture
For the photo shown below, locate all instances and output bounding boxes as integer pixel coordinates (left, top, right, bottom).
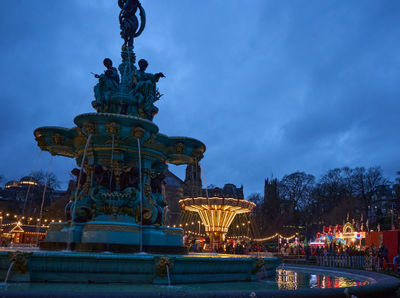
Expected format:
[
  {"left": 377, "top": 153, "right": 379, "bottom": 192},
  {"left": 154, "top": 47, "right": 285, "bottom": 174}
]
[
  {"left": 134, "top": 59, "right": 165, "bottom": 119},
  {"left": 118, "top": 0, "right": 146, "bottom": 48}
]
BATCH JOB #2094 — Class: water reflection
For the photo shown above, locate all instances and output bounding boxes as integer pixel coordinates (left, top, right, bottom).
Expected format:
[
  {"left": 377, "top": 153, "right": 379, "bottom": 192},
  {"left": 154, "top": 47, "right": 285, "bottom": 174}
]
[{"left": 276, "top": 269, "right": 369, "bottom": 290}]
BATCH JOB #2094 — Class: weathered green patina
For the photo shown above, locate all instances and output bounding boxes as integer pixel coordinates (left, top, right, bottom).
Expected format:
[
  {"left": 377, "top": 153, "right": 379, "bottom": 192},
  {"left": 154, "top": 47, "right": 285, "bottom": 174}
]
[{"left": 33, "top": 1, "right": 205, "bottom": 253}]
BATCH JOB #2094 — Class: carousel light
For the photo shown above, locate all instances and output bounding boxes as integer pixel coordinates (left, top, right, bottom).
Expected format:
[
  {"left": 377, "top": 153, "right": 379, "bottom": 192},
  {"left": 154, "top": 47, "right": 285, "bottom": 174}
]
[{"left": 180, "top": 196, "right": 255, "bottom": 249}]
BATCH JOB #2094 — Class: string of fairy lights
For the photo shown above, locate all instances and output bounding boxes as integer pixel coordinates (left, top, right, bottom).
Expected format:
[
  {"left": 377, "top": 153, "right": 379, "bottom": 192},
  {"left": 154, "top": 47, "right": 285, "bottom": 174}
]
[
  {"left": 0, "top": 212, "right": 63, "bottom": 224},
  {"left": 253, "top": 232, "right": 299, "bottom": 242},
  {"left": 0, "top": 213, "right": 299, "bottom": 242}
]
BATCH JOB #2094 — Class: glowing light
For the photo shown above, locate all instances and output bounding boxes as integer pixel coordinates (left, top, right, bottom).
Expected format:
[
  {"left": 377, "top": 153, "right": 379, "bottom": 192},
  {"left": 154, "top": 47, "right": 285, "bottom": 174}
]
[
  {"left": 254, "top": 233, "right": 298, "bottom": 242},
  {"left": 180, "top": 196, "right": 255, "bottom": 249}
]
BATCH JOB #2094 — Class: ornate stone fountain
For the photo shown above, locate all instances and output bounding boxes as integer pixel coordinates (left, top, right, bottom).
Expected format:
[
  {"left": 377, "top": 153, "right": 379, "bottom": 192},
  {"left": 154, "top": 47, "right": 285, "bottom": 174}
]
[
  {"left": 34, "top": 0, "right": 205, "bottom": 254},
  {"left": 0, "top": 1, "right": 281, "bottom": 285}
]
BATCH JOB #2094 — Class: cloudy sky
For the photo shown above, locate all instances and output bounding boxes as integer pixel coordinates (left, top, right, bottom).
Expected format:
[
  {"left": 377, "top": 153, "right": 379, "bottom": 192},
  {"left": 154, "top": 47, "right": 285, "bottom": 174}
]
[{"left": 1, "top": 1, "right": 399, "bottom": 196}]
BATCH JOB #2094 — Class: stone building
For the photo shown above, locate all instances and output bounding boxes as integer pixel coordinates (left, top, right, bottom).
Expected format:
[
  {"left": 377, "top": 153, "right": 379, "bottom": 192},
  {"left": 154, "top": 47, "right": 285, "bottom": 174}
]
[
  {"left": 0, "top": 176, "right": 65, "bottom": 217},
  {"left": 163, "top": 170, "right": 184, "bottom": 227}
]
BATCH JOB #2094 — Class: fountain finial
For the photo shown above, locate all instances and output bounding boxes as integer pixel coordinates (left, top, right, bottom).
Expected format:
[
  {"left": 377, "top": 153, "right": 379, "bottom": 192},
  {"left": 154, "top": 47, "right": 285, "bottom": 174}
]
[{"left": 118, "top": 0, "right": 146, "bottom": 48}]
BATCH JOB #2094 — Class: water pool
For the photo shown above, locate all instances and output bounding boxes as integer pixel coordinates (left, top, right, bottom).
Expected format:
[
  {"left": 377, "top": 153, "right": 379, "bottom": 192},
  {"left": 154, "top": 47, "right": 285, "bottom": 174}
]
[{"left": 0, "top": 266, "right": 371, "bottom": 293}]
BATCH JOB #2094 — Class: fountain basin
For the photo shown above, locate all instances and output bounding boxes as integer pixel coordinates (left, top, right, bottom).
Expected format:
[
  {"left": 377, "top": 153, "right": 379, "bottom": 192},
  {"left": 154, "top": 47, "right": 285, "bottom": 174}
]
[
  {"left": 1, "top": 263, "right": 399, "bottom": 297},
  {"left": 0, "top": 251, "right": 280, "bottom": 285}
]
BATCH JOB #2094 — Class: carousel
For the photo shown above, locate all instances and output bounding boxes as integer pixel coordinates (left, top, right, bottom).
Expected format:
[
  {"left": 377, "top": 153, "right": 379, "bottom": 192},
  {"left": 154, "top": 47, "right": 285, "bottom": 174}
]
[{"left": 179, "top": 197, "right": 256, "bottom": 250}]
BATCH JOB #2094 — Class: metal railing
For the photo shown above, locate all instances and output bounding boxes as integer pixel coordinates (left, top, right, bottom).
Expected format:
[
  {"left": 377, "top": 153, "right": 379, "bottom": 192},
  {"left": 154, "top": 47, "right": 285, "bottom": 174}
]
[{"left": 315, "top": 255, "right": 391, "bottom": 271}]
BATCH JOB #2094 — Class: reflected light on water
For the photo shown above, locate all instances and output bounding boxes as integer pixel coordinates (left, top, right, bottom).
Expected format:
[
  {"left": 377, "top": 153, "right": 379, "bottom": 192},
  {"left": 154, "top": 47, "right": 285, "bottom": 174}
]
[{"left": 276, "top": 269, "right": 369, "bottom": 290}]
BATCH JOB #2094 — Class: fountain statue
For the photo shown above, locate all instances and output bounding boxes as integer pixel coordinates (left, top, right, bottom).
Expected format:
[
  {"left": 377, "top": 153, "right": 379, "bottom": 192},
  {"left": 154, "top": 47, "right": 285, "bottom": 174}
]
[{"left": 34, "top": 0, "right": 205, "bottom": 254}]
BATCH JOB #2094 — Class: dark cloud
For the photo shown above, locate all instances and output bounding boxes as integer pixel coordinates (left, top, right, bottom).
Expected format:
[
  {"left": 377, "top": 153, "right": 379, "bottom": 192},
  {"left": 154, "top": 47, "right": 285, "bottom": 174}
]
[{"left": 1, "top": 1, "right": 399, "bottom": 196}]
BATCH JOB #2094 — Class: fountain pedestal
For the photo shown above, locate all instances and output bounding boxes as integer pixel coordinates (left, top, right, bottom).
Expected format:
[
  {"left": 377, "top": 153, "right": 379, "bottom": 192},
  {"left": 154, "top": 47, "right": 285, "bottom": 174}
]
[{"left": 35, "top": 112, "right": 205, "bottom": 253}]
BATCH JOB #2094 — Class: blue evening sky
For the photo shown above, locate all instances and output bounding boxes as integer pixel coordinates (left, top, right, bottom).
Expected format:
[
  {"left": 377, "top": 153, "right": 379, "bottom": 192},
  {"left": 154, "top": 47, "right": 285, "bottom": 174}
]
[{"left": 1, "top": 1, "right": 400, "bottom": 196}]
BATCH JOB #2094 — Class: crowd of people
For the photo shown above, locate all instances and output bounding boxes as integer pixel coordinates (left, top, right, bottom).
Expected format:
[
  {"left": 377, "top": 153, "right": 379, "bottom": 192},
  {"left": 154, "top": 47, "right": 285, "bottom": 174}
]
[
  {"left": 183, "top": 235, "right": 266, "bottom": 254},
  {"left": 184, "top": 234, "right": 400, "bottom": 273}
]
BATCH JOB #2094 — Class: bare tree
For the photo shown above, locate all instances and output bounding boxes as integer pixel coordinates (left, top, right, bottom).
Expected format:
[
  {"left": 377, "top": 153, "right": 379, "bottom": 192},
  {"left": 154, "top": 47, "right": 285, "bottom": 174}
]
[
  {"left": 279, "top": 172, "right": 315, "bottom": 212},
  {"left": 30, "top": 171, "right": 60, "bottom": 190},
  {"left": 352, "top": 166, "right": 389, "bottom": 217}
]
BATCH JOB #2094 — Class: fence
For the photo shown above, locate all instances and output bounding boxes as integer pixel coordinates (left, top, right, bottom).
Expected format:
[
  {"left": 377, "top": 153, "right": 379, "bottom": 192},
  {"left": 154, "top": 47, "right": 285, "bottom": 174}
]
[
  {"left": 315, "top": 255, "right": 392, "bottom": 271},
  {"left": 249, "top": 252, "right": 274, "bottom": 258}
]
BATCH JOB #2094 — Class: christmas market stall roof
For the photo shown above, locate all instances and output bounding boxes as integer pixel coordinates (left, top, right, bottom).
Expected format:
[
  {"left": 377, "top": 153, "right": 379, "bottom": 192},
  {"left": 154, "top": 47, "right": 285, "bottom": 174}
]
[{"left": 2, "top": 222, "right": 47, "bottom": 234}]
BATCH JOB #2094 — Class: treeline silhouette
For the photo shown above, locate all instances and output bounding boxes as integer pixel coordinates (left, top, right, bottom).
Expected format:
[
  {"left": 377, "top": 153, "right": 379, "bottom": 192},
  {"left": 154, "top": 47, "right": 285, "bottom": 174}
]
[{"left": 249, "top": 166, "right": 400, "bottom": 238}]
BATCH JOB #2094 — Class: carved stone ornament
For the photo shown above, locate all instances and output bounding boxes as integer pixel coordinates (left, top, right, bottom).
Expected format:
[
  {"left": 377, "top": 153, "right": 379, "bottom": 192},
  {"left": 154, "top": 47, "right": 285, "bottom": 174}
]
[
  {"left": 132, "top": 126, "right": 145, "bottom": 138},
  {"left": 174, "top": 142, "right": 186, "bottom": 154},
  {"left": 156, "top": 256, "right": 172, "bottom": 277},
  {"left": 51, "top": 133, "right": 65, "bottom": 145},
  {"left": 83, "top": 122, "right": 97, "bottom": 135},
  {"left": 9, "top": 251, "right": 32, "bottom": 274},
  {"left": 105, "top": 122, "right": 121, "bottom": 135}
]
